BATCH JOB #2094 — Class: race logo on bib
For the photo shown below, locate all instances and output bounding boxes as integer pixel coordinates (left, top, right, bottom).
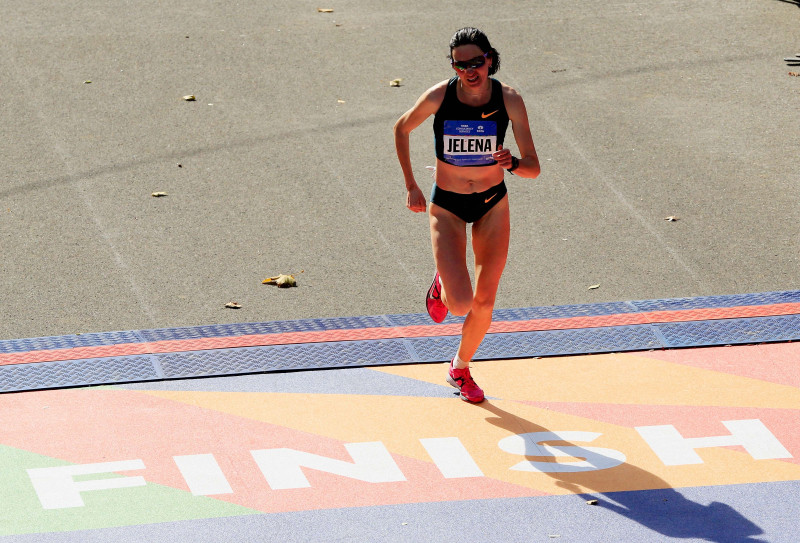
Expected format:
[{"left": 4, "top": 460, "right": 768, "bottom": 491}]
[{"left": 443, "top": 121, "right": 497, "bottom": 166}]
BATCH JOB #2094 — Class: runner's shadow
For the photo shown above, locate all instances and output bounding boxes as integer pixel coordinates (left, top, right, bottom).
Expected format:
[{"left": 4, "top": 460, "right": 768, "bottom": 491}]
[{"left": 478, "top": 400, "right": 767, "bottom": 543}]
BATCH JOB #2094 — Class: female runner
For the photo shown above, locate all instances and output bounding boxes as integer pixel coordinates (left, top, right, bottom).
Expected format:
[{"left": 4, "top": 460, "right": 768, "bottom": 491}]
[{"left": 393, "top": 27, "right": 540, "bottom": 403}]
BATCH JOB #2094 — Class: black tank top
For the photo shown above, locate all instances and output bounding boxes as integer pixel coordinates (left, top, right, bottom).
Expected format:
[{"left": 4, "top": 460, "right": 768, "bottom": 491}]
[{"left": 433, "top": 77, "right": 510, "bottom": 167}]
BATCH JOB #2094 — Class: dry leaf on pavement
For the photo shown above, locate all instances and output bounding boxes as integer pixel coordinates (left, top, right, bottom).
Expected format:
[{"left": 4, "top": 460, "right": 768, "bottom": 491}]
[{"left": 262, "top": 274, "right": 297, "bottom": 288}]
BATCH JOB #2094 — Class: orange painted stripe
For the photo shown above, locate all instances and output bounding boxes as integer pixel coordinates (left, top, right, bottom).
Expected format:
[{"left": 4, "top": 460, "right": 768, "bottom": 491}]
[{"left": 2, "top": 302, "right": 799, "bottom": 367}]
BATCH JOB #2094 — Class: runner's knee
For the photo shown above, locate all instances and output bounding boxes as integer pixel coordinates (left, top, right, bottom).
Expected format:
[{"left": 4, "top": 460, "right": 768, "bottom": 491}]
[
  {"left": 446, "top": 293, "right": 473, "bottom": 316},
  {"left": 470, "top": 291, "right": 496, "bottom": 315}
]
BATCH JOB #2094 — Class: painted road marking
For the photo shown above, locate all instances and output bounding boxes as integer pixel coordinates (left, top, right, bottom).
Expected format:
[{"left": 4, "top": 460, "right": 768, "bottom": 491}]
[
  {"left": 174, "top": 454, "right": 233, "bottom": 496},
  {"left": 22, "top": 418, "right": 794, "bottom": 510},
  {"left": 1, "top": 342, "right": 798, "bottom": 534},
  {"left": 636, "top": 420, "right": 793, "bottom": 466},
  {"left": 251, "top": 442, "right": 406, "bottom": 490},
  {"left": 498, "top": 431, "right": 628, "bottom": 473},
  {"left": 28, "top": 460, "right": 146, "bottom": 510},
  {"left": 419, "top": 437, "right": 484, "bottom": 478}
]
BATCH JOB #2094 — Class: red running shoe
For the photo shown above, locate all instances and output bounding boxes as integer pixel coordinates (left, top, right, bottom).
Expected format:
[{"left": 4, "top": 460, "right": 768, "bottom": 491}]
[
  {"left": 425, "top": 271, "right": 448, "bottom": 323},
  {"left": 446, "top": 361, "right": 485, "bottom": 403}
]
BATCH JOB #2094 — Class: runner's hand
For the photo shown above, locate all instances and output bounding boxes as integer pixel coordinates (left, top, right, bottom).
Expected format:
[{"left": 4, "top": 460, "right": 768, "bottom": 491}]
[
  {"left": 492, "top": 145, "right": 513, "bottom": 169},
  {"left": 406, "top": 185, "right": 427, "bottom": 213}
]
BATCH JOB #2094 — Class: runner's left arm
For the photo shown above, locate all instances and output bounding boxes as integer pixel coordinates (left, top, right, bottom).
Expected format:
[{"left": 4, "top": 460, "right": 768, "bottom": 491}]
[{"left": 499, "top": 86, "right": 541, "bottom": 179}]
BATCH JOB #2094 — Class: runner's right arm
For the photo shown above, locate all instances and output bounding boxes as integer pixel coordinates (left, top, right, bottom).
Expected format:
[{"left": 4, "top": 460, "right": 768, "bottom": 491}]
[{"left": 393, "top": 82, "right": 447, "bottom": 213}]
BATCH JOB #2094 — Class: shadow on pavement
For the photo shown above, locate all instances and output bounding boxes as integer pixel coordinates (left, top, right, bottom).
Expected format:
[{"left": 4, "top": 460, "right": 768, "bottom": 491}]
[
  {"left": 479, "top": 401, "right": 767, "bottom": 543},
  {"left": 0, "top": 112, "right": 396, "bottom": 201}
]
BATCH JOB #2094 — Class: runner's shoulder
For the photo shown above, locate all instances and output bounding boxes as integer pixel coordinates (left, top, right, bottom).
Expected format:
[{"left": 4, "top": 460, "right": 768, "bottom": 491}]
[
  {"left": 499, "top": 81, "right": 523, "bottom": 104},
  {"left": 420, "top": 79, "right": 450, "bottom": 106},
  {"left": 499, "top": 81, "right": 527, "bottom": 115}
]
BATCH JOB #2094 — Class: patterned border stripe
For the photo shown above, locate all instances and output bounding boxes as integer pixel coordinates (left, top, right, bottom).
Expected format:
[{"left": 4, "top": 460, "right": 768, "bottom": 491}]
[
  {"left": 628, "top": 290, "right": 800, "bottom": 312},
  {"left": 0, "top": 331, "right": 145, "bottom": 355},
  {"left": 0, "top": 355, "right": 160, "bottom": 392},
  {"left": 2, "top": 290, "right": 798, "bottom": 356},
  {"left": 1, "top": 313, "right": 800, "bottom": 392},
  {"left": 0, "top": 291, "right": 799, "bottom": 392},
  {"left": 2, "top": 300, "right": 800, "bottom": 367},
  {"left": 656, "top": 314, "right": 800, "bottom": 347}
]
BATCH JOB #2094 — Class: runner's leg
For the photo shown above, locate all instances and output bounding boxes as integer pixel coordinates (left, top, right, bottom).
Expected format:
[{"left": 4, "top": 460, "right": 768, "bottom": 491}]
[
  {"left": 429, "top": 203, "right": 472, "bottom": 316},
  {"left": 456, "top": 195, "right": 510, "bottom": 363}
]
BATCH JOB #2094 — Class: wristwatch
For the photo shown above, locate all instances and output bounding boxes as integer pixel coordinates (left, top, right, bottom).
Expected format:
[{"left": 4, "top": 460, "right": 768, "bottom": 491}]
[{"left": 507, "top": 156, "right": 519, "bottom": 173}]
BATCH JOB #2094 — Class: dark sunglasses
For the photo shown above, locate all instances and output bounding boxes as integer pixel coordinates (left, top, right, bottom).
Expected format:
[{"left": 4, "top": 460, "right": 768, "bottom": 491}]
[{"left": 451, "top": 52, "right": 489, "bottom": 71}]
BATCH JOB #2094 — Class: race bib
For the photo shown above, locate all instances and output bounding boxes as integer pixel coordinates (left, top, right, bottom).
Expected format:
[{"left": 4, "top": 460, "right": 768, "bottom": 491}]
[{"left": 443, "top": 120, "right": 497, "bottom": 166}]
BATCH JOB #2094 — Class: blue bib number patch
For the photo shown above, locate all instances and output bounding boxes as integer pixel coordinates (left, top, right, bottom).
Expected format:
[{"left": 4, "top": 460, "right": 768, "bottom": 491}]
[{"left": 443, "top": 121, "right": 497, "bottom": 166}]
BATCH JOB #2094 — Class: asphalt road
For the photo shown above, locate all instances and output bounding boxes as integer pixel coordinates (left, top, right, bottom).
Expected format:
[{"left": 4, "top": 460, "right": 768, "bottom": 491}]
[{"left": 2, "top": 0, "right": 798, "bottom": 340}]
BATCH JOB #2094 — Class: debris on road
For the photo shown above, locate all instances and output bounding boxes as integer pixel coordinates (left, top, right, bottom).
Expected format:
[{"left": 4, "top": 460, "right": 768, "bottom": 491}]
[{"left": 263, "top": 274, "right": 298, "bottom": 288}]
